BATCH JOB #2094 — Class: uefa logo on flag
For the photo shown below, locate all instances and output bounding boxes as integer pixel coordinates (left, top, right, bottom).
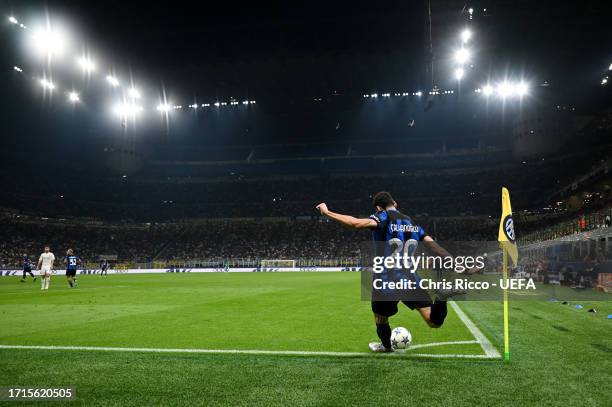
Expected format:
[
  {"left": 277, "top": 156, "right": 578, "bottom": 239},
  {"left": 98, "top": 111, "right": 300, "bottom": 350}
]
[{"left": 503, "top": 215, "right": 515, "bottom": 242}]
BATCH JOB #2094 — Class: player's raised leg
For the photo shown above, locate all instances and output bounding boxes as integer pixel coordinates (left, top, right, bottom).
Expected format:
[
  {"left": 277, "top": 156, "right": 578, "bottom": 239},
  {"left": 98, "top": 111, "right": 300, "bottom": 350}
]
[{"left": 415, "top": 301, "right": 448, "bottom": 328}]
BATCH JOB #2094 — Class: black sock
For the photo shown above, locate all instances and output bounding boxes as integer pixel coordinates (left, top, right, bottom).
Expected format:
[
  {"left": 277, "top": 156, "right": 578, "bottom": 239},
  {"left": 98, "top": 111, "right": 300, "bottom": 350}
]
[
  {"left": 430, "top": 301, "right": 448, "bottom": 327},
  {"left": 376, "top": 323, "right": 392, "bottom": 349}
]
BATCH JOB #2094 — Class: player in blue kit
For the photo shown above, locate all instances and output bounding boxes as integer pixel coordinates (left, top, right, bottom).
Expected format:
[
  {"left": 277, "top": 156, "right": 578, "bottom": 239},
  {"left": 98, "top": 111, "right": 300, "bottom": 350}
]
[
  {"left": 64, "top": 249, "right": 81, "bottom": 288},
  {"left": 100, "top": 259, "right": 109, "bottom": 276},
  {"left": 21, "top": 254, "right": 36, "bottom": 282},
  {"left": 316, "top": 191, "right": 468, "bottom": 353}
]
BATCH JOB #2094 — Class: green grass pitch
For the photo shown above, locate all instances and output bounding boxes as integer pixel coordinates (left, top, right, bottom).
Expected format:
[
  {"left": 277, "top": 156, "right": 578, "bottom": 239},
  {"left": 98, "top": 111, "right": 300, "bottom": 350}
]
[{"left": 0, "top": 272, "right": 610, "bottom": 406}]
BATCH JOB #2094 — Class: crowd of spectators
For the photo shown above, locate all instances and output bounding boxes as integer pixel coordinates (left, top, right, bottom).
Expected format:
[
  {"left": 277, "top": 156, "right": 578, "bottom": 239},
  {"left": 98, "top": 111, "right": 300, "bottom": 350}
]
[
  {"left": 1, "top": 150, "right": 609, "bottom": 268},
  {"left": 0, "top": 213, "right": 504, "bottom": 268},
  {"left": 0, "top": 214, "right": 179, "bottom": 268},
  {"left": 2, "top": 154, "right": 597, "bottom": 222},
  {"left": 2, "top": 209, "right": 610, "bottom": 269},
  {"left": 3, "top": 207, "right": 609, "bottom": 269}
]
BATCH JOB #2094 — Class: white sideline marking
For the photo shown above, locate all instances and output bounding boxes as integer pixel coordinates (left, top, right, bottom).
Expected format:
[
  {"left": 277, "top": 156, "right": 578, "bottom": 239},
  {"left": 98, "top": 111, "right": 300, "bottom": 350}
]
[
  {"left": 450, "top": 302, "right": 501, "bottom": 358},
  {"left": 0, "top": 341, "right": 496, "bottom": 359}
]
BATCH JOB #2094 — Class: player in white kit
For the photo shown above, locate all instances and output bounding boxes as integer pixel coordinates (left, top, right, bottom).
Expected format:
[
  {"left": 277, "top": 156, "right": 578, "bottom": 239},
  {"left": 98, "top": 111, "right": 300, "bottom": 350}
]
[{"left": 37, "top": 246, "right": 55, "bottom": 290}]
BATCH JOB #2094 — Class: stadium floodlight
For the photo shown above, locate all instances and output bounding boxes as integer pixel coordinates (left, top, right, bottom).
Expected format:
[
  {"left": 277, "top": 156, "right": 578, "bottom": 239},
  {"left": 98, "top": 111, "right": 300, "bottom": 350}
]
[
  {"left": 40, "top": 78, "right": 55, "bottom": 90},
  {"left": 68, "top": 91, "right": 80, "bottom": 102},
  {"left": 13, "top": 66, "right": 23, "bottom": 72},
  {"left": 482, "top": 84, "right": 494, "bottom": 96},
  {"left": 127, "top": 87, "right": 141, "bottom": 99},
  {"left": 31, "top": 27, "right": 69, "bottom": 58},
  {"left": 156, "top": 103, "right": 171, "bottom": 112},
  {"left": 461, "top": 29, "right": 472, "bottom": 43},
  {"left": 106, "top": 75, "right": 120, "bottom": 87},
  {"left": 114, "top": 103, "right": 143, "bottom": 117},
  {"left": 77, "top": 56, "right": 95, "bottom": 72},
  {"left": 454, "top": 67, "right": 465, "bottom": 80},
  {"left": 9, "top": 16, "right": 18, "bottom": 24},
  {"left": 454, "top": 48, "right": 470, "bottom": 64},
  {"left": 516, "top": 82, "right": 528, "bottom": 96},
  {"left": 496, "top": 81, "right": 512, "bottom": 98}
]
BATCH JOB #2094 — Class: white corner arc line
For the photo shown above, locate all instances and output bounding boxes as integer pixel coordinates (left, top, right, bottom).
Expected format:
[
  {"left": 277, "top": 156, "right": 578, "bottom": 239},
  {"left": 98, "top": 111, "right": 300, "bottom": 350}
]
[
  {"left": 450, "top": 302, "right": 501, "bottom": 358},
  {"left": 0, "top": 342, "right": 495, "bottom": 359}
]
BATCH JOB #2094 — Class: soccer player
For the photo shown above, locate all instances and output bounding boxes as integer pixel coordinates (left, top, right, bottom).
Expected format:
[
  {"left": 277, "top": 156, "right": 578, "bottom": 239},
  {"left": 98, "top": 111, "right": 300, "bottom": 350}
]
[
  {"left": 64, "top": 249, "right": 81, "bottom": 288},
  {"left": 21, "top": 254, "right": 36, "bottom": 282},
  {"left": 316, "top": 191, "right": 465, "bottom": 353},
  {"left": 37, "top": 246, "right": 55, "bottom": 291},
  {"left": 100, "top": 259, "right": 109, "bottom": 276}
]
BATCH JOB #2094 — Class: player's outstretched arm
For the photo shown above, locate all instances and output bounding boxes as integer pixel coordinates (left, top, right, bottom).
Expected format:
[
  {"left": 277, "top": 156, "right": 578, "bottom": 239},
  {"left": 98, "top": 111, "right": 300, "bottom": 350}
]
[{"left": 315, "top": 203, "right": 377, "bottom": 229}]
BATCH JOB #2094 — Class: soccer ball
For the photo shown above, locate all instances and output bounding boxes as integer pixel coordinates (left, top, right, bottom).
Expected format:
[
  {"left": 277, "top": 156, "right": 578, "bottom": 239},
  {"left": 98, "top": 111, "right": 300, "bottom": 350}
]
[{"left": 391, "top": 327, "right": 412, "bottom": 349}]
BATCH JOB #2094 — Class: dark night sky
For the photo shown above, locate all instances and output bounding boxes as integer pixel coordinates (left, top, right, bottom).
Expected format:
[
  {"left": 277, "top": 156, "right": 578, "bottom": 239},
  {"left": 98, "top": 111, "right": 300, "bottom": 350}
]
[{"left": 0, "top": 0, "right": 611, "bottom": 160}]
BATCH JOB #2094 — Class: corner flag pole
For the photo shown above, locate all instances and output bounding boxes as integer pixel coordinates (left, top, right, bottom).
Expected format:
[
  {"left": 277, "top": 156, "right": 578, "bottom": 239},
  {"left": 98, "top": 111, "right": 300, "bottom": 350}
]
[
  {"left": 498, "top": 187, "right": 516, "bottom": 362},
  {"left": 503, "top": 248, "right": 510, "bottom": 361}
]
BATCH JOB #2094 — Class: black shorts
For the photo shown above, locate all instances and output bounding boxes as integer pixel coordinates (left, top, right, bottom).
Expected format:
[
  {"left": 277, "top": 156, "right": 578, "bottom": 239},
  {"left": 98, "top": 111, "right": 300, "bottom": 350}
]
[
  {"left": 66, "top": 269, "right": 77, "bottom": 277},
  {"left": 371, "top": 300, "right": 434, "bottom": 317}
]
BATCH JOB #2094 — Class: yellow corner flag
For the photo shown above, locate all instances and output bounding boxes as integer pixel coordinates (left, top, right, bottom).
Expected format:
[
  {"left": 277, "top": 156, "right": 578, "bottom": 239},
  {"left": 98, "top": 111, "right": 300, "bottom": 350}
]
[
  {"left": 498, "top": 187, "right": 518, "bottom": 266},
  {"left": 497, "top": 187, "right": 517, "bottom": 362}
]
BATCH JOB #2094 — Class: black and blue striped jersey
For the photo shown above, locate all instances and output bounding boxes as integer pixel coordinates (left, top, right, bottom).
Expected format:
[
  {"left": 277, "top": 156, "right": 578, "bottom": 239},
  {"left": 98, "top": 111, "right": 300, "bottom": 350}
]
[
  {"left": 369, "top": 208, "right": 428, "bottom": 295},
  {"left": 369, "top": 208, "right": 426, "bottom": 244},
  {"left": 66, "top": 255, "right": 80, "bottom": 270}
]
